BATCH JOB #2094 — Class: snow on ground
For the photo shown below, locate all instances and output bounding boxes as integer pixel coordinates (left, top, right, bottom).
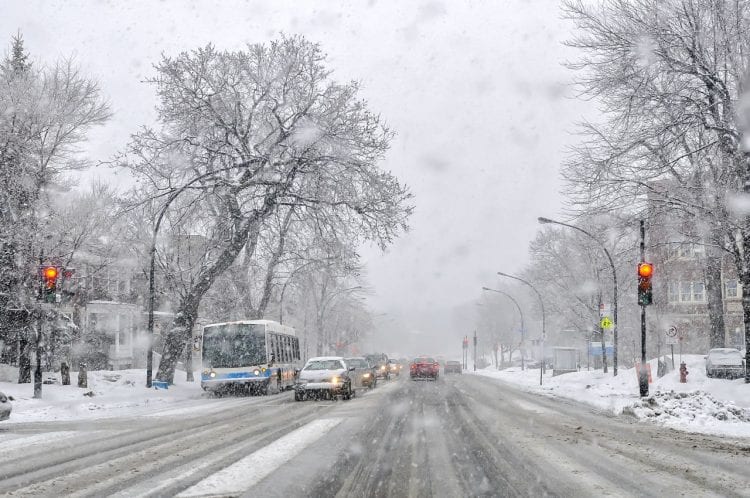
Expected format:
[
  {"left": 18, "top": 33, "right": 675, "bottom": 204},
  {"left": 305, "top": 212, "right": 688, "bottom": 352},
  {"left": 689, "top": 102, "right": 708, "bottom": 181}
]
[
  {"left": 0, "top": 364, "right": 206, "bottom": 423},
  {"left": 472, "top": 354, "right": 750, "bottom": 438}
]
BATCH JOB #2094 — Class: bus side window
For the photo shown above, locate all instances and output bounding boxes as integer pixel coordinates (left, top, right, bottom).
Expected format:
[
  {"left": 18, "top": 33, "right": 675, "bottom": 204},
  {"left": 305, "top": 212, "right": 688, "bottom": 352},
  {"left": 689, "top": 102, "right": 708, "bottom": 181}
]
[
  {"left": 284, "top": 336, "right": 290, "bottom": 363},
  {"left": 281, "top": 336, "right": 287, "bottom": 363},
  {"left": 293, "top": 337, "right": 300, "bottom": 360},
  {"left": 274, "top": 334, "right": 280, "bottom": 364}
]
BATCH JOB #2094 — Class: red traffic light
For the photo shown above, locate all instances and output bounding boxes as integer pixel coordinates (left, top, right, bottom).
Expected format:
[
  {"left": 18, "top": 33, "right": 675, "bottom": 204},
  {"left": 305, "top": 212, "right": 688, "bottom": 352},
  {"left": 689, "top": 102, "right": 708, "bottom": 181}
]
[
  {"left": 637, "top": 262, "right": 653, "bottom": 279},
  {"left": 41, "top": 266, "right": 60, "bottom": 288}
]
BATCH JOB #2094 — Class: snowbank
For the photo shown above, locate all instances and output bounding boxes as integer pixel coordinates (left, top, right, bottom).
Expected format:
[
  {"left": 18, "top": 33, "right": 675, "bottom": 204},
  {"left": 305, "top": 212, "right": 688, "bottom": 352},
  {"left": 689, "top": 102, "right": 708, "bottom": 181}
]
[
  {"left": 472, "top": 354, "right": 750, "bottom": 438},
  {"left": 0, "top": 366, "right": 205, "bottom": 423}
]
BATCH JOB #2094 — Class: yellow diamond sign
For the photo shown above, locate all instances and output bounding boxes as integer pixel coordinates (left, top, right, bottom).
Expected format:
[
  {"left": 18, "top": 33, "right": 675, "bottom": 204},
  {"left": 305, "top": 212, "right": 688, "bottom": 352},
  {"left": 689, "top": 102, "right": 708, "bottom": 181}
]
[{"left": 600, "top": 317, "right": 613, "bottom": 330}]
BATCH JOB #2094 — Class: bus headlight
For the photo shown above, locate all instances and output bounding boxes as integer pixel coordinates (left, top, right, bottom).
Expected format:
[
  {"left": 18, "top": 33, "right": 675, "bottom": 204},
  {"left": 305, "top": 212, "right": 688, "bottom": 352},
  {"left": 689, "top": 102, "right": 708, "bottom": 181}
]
[
  {"left": 254, "top": 369, "right": 260, "bottom": 376},
  {"left": 209, "top": 371, "right": 216, "bottom": 378}
]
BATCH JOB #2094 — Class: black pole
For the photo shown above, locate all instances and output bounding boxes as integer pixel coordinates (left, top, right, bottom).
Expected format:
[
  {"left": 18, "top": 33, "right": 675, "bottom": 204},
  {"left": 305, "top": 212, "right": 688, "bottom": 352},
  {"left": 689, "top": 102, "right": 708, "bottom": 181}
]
[
  {"left": 473, "top": 330, "right": 477, "bottom": 371},
  {"left": 639, "top": 220, "right": 649, "bottom": 397},
  {"left": 33, "top": 310, "right": 42, "bottom": 399}
]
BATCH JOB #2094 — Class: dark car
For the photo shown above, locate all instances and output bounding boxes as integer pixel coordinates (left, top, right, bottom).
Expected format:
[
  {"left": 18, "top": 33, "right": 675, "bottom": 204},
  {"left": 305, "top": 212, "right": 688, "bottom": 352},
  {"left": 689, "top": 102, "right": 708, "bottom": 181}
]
[
  {"left": 345, "top": 356, "right": 377, "bottom": 389},
  {"left": 444, "top": 360, "right": 462, "bottom": 374},
  {"left": 387, "top": 358, "right": 402, "bottom": 377},
  {"left": 366, "top": 353, "right": 390, "bottom": 380},
  {"left": 410, "top": 356, "right": 439, "bottom": 380}
]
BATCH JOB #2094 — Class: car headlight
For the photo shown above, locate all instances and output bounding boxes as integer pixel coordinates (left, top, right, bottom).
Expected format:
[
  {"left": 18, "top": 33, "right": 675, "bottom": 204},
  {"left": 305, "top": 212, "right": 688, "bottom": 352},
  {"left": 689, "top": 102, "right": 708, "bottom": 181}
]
[
  {"left": 331, "top": 376, "right": 340, "bottom": 384},
  {"left": 363, "top": 373, "right": 370, "bottom": 378},
  {"left": 380, "top": 365, "right": 386, "bottom": 370}
]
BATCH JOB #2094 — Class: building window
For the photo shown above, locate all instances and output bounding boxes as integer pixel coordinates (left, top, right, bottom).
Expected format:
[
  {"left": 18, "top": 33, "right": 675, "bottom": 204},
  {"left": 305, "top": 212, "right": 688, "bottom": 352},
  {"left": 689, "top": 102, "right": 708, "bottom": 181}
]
[
  {"left": 692, "top": 282, "right": 704, "bottom": 302},
  {"left": 670, "top": 281, "right": 707, "bottom": 303},
  {"left": 672, "top": 243, "right": 705, "bottom": 259},
  {"left": 668, "top": 282, "right": 679, "bottom": 303},
  {"left": 725, "top": 279, "right": 740, "bottom": 299}
]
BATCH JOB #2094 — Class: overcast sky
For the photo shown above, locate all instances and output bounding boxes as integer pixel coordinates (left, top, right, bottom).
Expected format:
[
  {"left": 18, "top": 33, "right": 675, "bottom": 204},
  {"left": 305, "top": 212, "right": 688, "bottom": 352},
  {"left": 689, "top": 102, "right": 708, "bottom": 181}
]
[{"left": 2, "top": 0, "right": 594, "bottom": 353}]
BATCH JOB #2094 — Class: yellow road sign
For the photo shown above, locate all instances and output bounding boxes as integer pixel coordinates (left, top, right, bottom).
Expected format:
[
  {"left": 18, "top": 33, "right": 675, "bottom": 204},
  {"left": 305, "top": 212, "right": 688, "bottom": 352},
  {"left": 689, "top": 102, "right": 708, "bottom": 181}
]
[{"left": 600, "top": 317, "right": 613, "bottom": 330}]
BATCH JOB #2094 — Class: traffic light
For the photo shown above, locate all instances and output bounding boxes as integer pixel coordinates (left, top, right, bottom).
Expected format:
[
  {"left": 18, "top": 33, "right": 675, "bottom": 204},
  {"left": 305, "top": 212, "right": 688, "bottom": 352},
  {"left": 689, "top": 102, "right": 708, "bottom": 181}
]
[
  {"left": 637, "top": 262, "right": 653, "bottom": 306},
  {"left": 40, "top": 265, "right": 60, "bottom": 303}
]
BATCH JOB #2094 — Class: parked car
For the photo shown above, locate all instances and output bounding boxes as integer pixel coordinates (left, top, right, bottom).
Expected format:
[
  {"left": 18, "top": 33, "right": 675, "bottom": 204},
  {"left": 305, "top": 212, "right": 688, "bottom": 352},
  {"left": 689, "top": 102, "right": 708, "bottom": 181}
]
[
  {"left": 345, "top": 357, "right": 377, "bottom": 390},
  {"left": 294, "top": 356, "right": 354, "bottom": 401},
  {"left": 410, "top": 356, "right": 439, "bottom": 380},
  {"left": 0, "top": 391, "right": 12, "bottom": 421},
  {"left": 705, "top": 348, "right": 746, "bottom": 379},
  {"left": 444, "top": 360, "right": 462, "bottom": 374},
  {"left": 366, "top": 353, "right": 390, "bottom": 380},
  {"left": 387, "top": 358, "right": 401, "bottom": 377}
]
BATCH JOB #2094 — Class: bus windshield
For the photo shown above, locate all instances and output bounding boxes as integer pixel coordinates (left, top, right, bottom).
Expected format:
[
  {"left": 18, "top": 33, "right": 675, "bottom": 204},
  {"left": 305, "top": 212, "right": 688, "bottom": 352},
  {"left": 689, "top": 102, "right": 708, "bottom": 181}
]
[{"left": 202, "top": 323, "right": 266, "bottom": 368}]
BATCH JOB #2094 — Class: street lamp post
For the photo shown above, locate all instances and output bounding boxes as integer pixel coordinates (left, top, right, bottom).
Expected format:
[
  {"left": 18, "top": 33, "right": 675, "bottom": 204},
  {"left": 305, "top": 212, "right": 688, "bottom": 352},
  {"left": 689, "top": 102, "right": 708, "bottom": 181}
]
[
  {"left": 482, "top": 286, "right": 526, "bottom": 370},
  {"left": 538, "top": 216, "right": 619, "bottom": 376},
  {"left": 496, "top": 272, "right": 545, "bottom": 385}
]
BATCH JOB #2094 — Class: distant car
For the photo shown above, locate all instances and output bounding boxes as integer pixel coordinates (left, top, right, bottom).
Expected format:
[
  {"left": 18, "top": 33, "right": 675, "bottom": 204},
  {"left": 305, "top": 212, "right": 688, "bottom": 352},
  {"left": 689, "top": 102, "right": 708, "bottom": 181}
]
[
  {"left": 0, "top": 391, "right": 12, "bottom": 421},
  {"left": 366, "top": 353, "right": 390, "bottom": 380},
  {"left": 294, "top": 356, "right": 354, "bottom": 401},
  {"left": 410, "top": 356, "right": 439, "bottom": 380},
  {"left": 387, "top": 358, "right": 401, "bottom": 377},
  {"left": 345, "top": 357, "right": 377, "bottom": 390},
  {"left": 706, "top": 348, "right": 746, "bottom": 379},
  {"left": 444, "top": 360, "right": 462, "bottom": 374}
]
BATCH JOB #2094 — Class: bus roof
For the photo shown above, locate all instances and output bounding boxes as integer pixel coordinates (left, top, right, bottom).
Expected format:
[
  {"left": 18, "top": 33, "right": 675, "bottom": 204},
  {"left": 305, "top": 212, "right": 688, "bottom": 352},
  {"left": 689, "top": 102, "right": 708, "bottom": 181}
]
[{"left": 203, "top": 319, "right": 295, "bottom": 336}]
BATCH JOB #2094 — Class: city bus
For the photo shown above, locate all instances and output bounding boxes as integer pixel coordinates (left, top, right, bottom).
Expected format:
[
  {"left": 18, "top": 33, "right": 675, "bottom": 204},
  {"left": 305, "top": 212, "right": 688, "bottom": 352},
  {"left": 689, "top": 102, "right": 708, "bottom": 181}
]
[{"left": 200, "top": 319, "right": 301, "bottom": 395}]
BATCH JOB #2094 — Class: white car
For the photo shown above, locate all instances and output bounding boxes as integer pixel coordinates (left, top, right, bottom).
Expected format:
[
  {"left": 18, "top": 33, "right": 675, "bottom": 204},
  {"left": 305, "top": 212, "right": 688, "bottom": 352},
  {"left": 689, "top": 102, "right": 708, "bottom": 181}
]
[
  {"left": 294, "top": 356, "right": 354, "bottom": 401},
  {"left": 705, "top": 348, "right": 746, "bottom": 379},
  {"left": 0, "top": 391, "right": 12, "bottom": 421}
]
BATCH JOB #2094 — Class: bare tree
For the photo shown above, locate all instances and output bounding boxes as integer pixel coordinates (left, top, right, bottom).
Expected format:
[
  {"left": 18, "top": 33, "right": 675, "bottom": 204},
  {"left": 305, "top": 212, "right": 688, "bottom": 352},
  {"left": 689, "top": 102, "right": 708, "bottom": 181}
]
[
  {"left": 122, "top": 36, "right": 411, "bottom": 383},
  {"left": 562, "top": 0, "right": 750, "bottom": 350}
]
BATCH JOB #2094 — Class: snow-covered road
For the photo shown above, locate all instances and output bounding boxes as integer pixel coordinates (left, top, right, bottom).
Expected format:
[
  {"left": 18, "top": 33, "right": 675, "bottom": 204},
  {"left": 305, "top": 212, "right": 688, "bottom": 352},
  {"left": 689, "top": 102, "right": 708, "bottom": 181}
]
[{"left": 1, "top": 375, "right": 749, "bottom": 497}]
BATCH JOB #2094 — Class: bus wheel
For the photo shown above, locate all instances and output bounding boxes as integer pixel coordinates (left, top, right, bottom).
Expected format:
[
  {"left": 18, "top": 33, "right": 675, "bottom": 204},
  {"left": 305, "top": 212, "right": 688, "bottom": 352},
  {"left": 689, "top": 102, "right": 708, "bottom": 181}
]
[
  {"left": 294, "top": 391, "right": 304, "bottom": 402},
  {"left": 258, "top": 381, "right": 269, "bottom": 396}
]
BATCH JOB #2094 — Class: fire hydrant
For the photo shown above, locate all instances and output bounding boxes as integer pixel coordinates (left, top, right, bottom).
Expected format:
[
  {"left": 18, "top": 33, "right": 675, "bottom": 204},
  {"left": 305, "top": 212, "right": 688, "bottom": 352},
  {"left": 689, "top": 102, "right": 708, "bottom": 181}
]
[{"left": 679, "top": 362, "right": 688, "bottom": 383}]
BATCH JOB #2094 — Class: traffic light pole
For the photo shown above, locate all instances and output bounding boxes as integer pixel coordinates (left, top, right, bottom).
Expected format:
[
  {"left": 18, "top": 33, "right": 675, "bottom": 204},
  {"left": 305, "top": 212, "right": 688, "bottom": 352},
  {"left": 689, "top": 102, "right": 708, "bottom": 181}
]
[{"left": 639, "top": 220, "right": 649, "bottom": 397}]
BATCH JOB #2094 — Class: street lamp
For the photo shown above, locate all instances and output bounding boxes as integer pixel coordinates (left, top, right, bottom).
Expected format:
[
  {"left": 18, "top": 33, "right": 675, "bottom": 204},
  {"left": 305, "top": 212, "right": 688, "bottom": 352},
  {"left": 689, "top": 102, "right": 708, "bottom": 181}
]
[
  {"left": 482, "top": 287, "right": 526, "bottom": 370},
  {"left": 496, "top": 271, "right": 545, "bottom": 385},
  {"left": 538, "top": 216, "right": 619, "bottom": 376}
]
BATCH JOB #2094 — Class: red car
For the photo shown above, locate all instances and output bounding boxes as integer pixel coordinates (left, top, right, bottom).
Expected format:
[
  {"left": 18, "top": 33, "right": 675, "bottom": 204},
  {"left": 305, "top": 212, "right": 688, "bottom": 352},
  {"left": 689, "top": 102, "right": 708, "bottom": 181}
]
[{"left": 410, "top": 356, "right": 440, "bottom": 380}]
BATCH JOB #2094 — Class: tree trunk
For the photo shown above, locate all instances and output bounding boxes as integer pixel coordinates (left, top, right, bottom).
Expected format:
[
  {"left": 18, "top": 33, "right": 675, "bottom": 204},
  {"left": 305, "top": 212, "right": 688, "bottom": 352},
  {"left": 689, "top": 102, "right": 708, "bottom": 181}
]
[
  {"left": 17, "top": 327, "right": 31, "bottom": 383},
  {"left": 185, "top": 333, "right": 194, "bottom": 382},
  {"left": 704, "top": 236, "right": 726, "bottom": 349},
  {"left": 256, "top": 207, "right": 295, "bottom": 318}
]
